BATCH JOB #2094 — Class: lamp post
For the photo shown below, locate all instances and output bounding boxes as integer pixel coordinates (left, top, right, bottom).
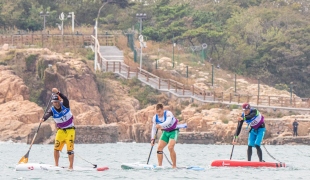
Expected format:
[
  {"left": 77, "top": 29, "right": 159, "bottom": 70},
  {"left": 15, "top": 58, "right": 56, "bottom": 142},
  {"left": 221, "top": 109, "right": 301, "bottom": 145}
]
[
  {"left": 234, "top": 74, "right": 237, "bottom": 93},
  {"left": 59, "top": 12, "right": 65, "bottom": 35},
  {"left": 173, "top": 41, "right": 176, "bottom": 68},
  {"left": 258, "top": 78, "right": 260, "bottom": 105},
  {"left": 40, "top": 11, "right": 49, "bottom": 31},
  {"left": 139, "top": 35, "right": 146, "bottom": 72},
  {"left": 211, "top": 64, "right": 214, "bottom": 86},
  {"left": 94, "top": 1, "right": 112, "bottom": 72},
  {"left": 136, "top": 13, "right": 147, "bottom": 35},
  {"left": 67, "top": 12, "right": 75, "bottom": 33},
  {"left": 290, "top": 82, "right": 293, "bottom": 105}
]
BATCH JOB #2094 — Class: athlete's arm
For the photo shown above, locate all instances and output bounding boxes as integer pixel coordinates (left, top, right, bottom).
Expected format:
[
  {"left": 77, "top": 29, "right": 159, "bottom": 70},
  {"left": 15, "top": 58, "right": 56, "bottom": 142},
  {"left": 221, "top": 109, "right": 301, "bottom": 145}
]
[
  {"left": 157, "top": 111, "right": 173, "bottom": 128},
  {"left": 58, "top": 92, "right": 69, "bottom": 108},
  {"left": 234, "top": 120, "right": 244, "bottom": 137},
  {"left": 42, "top": 108, "right": 53, "bottom": 121},
  {"left": 244, "top": 109, "right": 257, "bottom": 120},
  {"left": 151, "top": 116, "right": 157, "bottom": 139}
]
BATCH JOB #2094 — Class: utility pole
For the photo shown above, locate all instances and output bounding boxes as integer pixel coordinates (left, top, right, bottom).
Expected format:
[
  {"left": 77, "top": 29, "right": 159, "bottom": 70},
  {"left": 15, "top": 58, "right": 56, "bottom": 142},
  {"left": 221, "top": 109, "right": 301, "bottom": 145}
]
[
  {"left": 59, "top": 12, "right": 65, "bottom": 36},
  {"left": 136, "top": 13, "right": 147, "bottom": 35},
  {"left": 40, "top": 11, "right": 49, "bottom": 32},
  {"left": 68, "top": 12, "right": 75, "bottom": 33}
]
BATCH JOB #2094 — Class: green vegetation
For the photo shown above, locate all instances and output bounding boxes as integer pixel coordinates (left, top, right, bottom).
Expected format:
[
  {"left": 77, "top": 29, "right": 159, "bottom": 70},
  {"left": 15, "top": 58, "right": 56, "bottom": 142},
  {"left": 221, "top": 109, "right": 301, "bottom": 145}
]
[
  {"left": 25, "top": 54, "right": 38, "bottom": 71},
  {"left": 0, "top": 0, "right": 130, "bottom": 32},
  {"left": 86, "top": 50, "right": 95, "bottom": 60},
  {"left": 1, "top": 50, "right": 16, "bottom": 63},
  {"left": 121, "top": 77, "right": 163, "bottom": 108},
  {"left": 275, "top": 83, "right": 288, "bottom": 91},
  {"left": 29, "top": 85, "right": 44, "bottom": 105},
  {"left": 222, "top": 119, "right": 229, "bottom": 124},
  {"left": 37, "top": 58, "right": 47, "bottom": 79},
  {"left": 229, "top": 104, "right": 239, "bottom": 110},
  {"left": 1, "top": 0, "right": 310, "bottom": 96}
]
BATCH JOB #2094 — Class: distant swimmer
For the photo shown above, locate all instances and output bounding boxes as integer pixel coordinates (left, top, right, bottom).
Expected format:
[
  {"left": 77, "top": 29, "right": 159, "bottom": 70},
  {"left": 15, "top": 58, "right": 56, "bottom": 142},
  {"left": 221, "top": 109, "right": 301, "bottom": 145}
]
[
  {"left": 150, "top": 103, "right": 186, "bottom": 168},
  {"left": 233, "top": 103, "right": 266, "bottom": 162}
]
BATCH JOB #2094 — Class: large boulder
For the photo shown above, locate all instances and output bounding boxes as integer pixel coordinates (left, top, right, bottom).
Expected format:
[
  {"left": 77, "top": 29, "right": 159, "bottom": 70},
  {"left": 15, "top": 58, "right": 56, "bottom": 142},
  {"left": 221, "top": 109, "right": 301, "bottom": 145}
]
[
  {"left": 70, "top": 100, "right": 105, "bottom": 125},
  {"left": 0, "top": 100, "right": 44, "bottom": 142},
  {"left": 0, "top": 66, "right": 29, "bottom": 104}
]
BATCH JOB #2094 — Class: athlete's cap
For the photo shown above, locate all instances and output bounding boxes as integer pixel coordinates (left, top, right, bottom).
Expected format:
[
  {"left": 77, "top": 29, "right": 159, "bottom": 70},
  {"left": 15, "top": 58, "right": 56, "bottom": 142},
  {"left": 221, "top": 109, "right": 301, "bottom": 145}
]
[
  {"left": 242, "top": 103, "right": 251, "bottom": 110},
  {"left": 51, "top": 94, "right": 60, "bottom": 102}
]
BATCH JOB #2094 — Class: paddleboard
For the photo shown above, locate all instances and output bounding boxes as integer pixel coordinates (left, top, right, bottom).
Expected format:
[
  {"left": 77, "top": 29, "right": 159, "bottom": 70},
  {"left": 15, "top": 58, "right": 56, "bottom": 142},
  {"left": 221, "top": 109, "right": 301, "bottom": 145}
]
[
  {"left": 15, "top": 163, "right": 109, "bottom": 171},
  {"left": 121, "top": 163, "right": 205, "bottom": 171},
  {"left": 211, "top": 160, "right": 286, "bottom": 168}
]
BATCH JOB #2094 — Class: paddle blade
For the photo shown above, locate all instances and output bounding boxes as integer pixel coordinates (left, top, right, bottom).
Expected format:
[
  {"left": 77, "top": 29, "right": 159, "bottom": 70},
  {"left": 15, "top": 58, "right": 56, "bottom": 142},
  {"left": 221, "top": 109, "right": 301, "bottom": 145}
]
[{"left": 18, "top": 151, "right": 29, "bottom": 164}]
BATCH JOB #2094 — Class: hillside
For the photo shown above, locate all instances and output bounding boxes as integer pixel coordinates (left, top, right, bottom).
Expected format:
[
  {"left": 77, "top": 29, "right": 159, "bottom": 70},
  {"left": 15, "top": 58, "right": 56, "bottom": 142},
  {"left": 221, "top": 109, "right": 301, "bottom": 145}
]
[{"left": 0, "top": 0, "right": 309, "bottom": 97}]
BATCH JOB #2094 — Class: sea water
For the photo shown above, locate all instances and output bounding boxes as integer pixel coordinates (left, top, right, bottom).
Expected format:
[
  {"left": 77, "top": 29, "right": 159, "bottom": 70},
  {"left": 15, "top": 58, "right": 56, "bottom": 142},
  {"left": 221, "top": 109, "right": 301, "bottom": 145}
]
[{"left": 1, "top": 142, "right": 309, "bottom": 180}]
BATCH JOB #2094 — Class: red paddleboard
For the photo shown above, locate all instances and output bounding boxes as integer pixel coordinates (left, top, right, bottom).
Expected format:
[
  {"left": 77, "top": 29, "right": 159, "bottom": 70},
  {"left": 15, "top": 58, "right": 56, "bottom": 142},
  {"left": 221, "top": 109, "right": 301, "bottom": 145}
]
[
  {"left": 97, "top": 167, "right": 109, "bottom": 171},
  {"left": 211, "top": 160, "right": 286, "bottom": 168}
]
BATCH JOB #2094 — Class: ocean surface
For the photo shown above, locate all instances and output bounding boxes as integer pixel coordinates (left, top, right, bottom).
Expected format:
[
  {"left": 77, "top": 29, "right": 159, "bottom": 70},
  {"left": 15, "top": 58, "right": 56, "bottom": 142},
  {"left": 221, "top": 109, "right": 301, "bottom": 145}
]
[{"left": 1, "top": 142, "right": 310, "bottom": 180}]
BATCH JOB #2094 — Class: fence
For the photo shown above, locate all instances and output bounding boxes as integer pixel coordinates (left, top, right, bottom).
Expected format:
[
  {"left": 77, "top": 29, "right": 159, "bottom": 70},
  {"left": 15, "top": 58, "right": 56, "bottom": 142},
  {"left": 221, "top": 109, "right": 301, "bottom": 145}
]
[
  {"left": 0, "top": 34, "right": 115, "bottom": 48},
  {"left": 93, "top": 38, "right": 310, "bottom": 109}
]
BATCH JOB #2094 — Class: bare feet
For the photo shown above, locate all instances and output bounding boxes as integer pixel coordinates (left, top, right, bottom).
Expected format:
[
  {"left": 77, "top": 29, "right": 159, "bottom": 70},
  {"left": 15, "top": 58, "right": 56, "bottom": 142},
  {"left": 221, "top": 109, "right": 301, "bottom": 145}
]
[{"left": 172, "top": 166, "right": 177, "bottom": 169}]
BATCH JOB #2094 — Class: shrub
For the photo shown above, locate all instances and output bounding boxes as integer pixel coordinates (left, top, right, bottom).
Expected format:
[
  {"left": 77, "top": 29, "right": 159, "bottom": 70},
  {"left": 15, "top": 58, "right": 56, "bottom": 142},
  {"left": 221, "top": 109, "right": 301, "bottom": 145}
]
[
  {"left": 25, "top": 54, "right": 38, "bottom": 71},
  {"left": 275, "top": 83, "right": 288, "bottom": 91},
  {"left": 222, "top": 119, "right": 229, "bottom": 124},
  {"left": 86, "top": 50, "right": 95, "bottom": 60},
  {"left": 229, "top": 104, "right": 239, "bottom": 110}
]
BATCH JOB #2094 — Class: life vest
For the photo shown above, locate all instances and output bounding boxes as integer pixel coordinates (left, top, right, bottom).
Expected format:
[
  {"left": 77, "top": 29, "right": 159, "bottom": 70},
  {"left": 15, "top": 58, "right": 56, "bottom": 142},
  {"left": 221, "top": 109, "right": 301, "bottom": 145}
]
[
  {"left": 242, "top": 109, "right": 264, "bottom": 129},
  {"left": 155, "top": 110, "right": 178, "bottom": 132},
  {"left": 51, "top": 103, "right": 74, "bottom": 129}
]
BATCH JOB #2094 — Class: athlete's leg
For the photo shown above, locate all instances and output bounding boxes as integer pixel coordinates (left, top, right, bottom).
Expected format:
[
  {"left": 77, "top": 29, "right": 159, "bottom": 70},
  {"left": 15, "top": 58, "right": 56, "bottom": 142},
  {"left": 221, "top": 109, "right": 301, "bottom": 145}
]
[
  {"left": 157, "top": 140, "right": 167, "bottom": 166},
  {"left": 65, "top": 130, "right": 75, "bottom": 169},
  {"left": 254, "top": 128, "right": 266, "bottom": 162},
  {"left": 255, "top": 145, "right": 263, "bottom": 162},
  {"left": 248, "top": 129, "right": 256, "bottom": 161},
  {"left": 168, "top": 139, "right": 177, "bottom": 168},
  {"left": 247, "top": 146, "right": 252, "bottom": 161},
  {"left": 54, "top": 130, "right": 65, "bottom": 166},
  {"left": 54, "top": 150, "right": 60, "bottom": 166},
  {"left": 67, "top": 151, "right": 74, "bottom": 169}
]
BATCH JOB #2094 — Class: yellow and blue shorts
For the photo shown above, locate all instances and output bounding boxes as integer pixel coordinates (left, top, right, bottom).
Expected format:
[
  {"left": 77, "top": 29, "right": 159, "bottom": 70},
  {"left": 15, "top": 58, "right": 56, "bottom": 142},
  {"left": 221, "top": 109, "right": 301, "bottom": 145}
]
[{"left": 54, "top": 128, "right": 75, "bottom": 151}]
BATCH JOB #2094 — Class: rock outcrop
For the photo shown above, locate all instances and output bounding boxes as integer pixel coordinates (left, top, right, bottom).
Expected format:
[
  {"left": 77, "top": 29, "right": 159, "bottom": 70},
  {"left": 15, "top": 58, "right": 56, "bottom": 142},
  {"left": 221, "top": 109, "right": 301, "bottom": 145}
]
[
  {"left": 0, "top": 100, "right": 44, "bottom": 142},
  {"left": 1, "top": 48, "right": 310, "bottom": 145},
  {"left": 0, "top": 66, "right": 29, "bottom": 103}
]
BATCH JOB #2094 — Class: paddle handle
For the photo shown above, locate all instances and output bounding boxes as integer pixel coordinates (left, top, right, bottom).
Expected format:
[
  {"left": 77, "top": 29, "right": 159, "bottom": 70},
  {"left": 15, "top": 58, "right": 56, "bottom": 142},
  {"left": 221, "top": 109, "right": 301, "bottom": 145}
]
[{"left": 147, "top": 129, "right": 158, "bottom": 164}]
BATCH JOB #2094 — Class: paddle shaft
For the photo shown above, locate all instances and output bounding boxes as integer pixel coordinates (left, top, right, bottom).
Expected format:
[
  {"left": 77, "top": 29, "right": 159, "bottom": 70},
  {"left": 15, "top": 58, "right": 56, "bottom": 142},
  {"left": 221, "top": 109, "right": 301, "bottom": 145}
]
[
  {"left": 147, "top": 129, "right": 158, "bottom": 164},
  {"left": 19, "top": 94, "right": 53, "bottom": 163},
  {"left": 230, "top": 121, "right": 241, "bottom": 160},
  {"left": 230, "top": 136, "right": 236, "bottom": 160}
]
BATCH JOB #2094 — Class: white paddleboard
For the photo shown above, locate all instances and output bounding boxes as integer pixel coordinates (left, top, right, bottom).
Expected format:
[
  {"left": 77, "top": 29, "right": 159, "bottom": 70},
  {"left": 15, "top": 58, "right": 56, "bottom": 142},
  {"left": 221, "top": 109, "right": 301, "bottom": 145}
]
[
  {"left": 121, "top": 163, "right": 205, "bottom": 171},
  {"left": 121, "top": 163, "right": 163, "bottom": 170},
  {"left": 15, "top": 163, "right": 109, "bottom": 171}
]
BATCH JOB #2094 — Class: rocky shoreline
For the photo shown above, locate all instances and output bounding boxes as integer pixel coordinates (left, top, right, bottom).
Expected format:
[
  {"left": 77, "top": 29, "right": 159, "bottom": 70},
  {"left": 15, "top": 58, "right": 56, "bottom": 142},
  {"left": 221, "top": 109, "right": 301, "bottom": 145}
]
[{"left": 1, "top": 48, "right": 310, "bottom": 146}]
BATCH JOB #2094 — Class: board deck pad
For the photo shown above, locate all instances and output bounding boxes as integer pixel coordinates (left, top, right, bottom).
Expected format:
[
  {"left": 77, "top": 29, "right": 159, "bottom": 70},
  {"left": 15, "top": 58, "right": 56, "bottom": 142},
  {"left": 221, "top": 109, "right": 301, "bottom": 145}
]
[
  {"left": 15, "top": 163, "right": 109, "bottom": 171},
  {"left": 121, "top": 163, "right": 205, "bottom": 171},
  {"left": 211, "top": 160, "right": 286, "bottom": 168}
]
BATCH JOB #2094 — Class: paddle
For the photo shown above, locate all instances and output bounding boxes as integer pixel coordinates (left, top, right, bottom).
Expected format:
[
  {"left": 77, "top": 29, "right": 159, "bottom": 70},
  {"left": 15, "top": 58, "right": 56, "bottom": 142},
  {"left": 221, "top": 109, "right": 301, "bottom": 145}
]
[
  {"left": 230, "top": 121, "right": 240, "bottom": 160},
  {"left": 230, "top": 136, "right": 236, "bottom": 160},
  {"left": 18, "top": 94, "right": 53, "bottom": 164},
  {"left": 147, "top": 129, "right": 158, "bottom": 164}
]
